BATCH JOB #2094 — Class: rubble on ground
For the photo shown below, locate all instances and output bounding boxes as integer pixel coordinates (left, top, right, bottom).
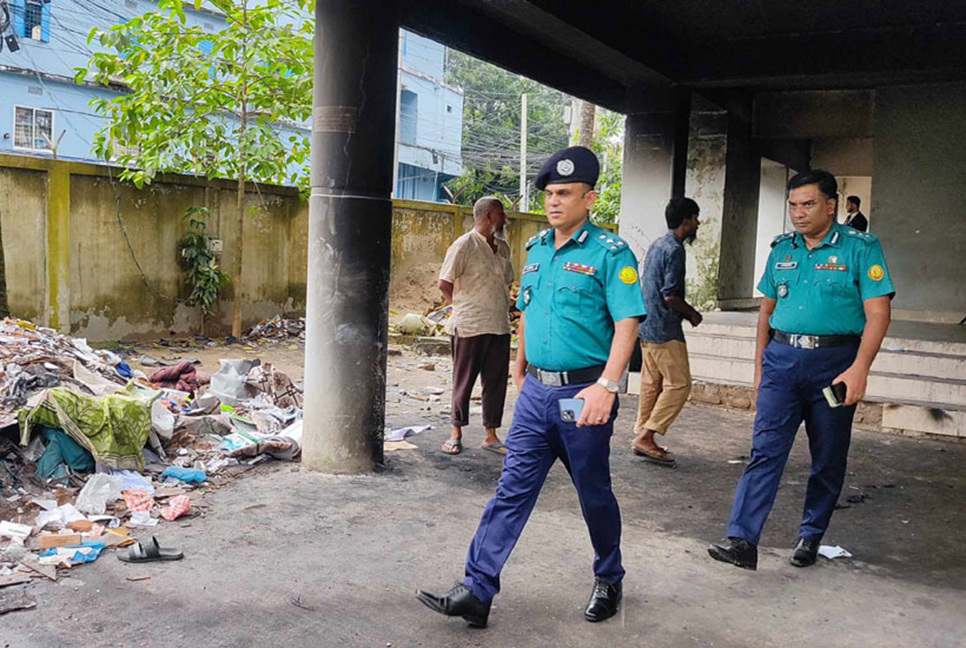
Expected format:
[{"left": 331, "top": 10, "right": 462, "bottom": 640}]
[{"left": 0, "top": 317, "right": 306, "bottom": 613}]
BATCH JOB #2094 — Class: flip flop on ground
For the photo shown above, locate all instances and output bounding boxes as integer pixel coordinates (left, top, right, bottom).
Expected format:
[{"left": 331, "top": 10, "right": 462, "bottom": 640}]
[
  {"left": 442, "top": 439, "right": 463, "bottom": 455},
  {"left": 481, "top": 441, "right": 508, "bottom": 456},
  {"left": 118, "top": 537, "right": 184, "bottom": 563},
  {"left": 632, "top": 443, "right": 677, "bottom": 467}
]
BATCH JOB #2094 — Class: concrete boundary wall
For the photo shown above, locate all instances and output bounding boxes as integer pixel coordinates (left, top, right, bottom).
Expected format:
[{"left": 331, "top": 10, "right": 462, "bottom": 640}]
[{"left": 0, "top": 155, "right": 598, "bottom": 341}]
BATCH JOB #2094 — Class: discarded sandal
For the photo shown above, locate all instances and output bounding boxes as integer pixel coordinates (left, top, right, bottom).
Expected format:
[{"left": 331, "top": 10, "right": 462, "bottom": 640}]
[
  {"left": 481, "top": 441, "right": 508, "bottom": 456},
  {"left": 118, "top": 537, "right": 184, "bottom": 563},
  {"left": 441, "top": 439, "right": 463, "bottom": 455}
]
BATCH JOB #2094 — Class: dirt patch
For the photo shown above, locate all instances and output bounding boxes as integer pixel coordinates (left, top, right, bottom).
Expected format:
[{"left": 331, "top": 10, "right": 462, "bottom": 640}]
[{"left": 390, "top": 262, "right": 443, "bottom": 317}]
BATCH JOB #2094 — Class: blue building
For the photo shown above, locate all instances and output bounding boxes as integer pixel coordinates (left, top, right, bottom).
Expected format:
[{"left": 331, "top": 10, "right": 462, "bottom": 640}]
[
  {"left": 0, "top": 1, "right": 461, "bottom": 202},
  {"left": 395, "top": 29, "right": 463, "bottom": 202}
]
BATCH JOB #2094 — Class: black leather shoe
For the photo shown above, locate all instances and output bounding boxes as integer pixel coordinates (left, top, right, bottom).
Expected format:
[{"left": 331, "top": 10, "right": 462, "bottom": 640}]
[
  {"left": 790, "top": 537, "right": 820, "bottom": 567},
  {"left": 416, "top": 583, "right": 491, "bottom": 627},
  {"left": 708, "top": 537, "right": 758, "bottom": 570},
  {"left": 584, "top": 577, "right": 622, "bottom": 622}
]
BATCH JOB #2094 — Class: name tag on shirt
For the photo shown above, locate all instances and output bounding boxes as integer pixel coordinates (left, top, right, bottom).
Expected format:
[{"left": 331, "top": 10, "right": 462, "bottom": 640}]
[
  {"left": 522, "top": 263, "right": 540, "bottom": 274},
  {"left": 562, "top": 262, "right": 597, "bottom": 276},
  {"left": 775, "top": 262, "right": 798, "bottom": 270}
]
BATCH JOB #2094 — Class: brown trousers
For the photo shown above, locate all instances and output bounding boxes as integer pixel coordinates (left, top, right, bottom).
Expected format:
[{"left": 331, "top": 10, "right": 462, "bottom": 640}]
[
  {"left": 451, "top": 333, "right": 511, "bottom": 429},
  {"left": 634, "top": 339, "right": 692, "bottom": 435}
]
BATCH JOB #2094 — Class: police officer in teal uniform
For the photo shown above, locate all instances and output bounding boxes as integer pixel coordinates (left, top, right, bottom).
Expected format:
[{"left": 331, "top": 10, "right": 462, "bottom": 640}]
[
  {"left": 709, "top": 169, "right": 895, "bottom": 570},
  {"left": 418, "top": 146, "right": 646, "bottom": 626}
]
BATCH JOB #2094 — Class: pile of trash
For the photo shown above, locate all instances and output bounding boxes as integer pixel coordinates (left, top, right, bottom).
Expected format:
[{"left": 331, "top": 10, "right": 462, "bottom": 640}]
[
  {"left": 243, "top": 315, "right": 305, "bottom": 342},
  {"left": 0, "top": 318, "right": 305, "bottom": 610}
]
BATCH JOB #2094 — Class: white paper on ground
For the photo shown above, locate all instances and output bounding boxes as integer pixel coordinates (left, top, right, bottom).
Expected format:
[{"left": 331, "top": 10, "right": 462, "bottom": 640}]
[
  {"left": 818, "top": 545, "right": 852, "bottom": 560},
  {"left": 128, "top": 511, "right": 159, "bottom": 527},
  {"left": 385, "top": 425, "right": 433, "bottom": 442},
  {"left": 0, "top": 521, "right": 32, "bottom": 539}
]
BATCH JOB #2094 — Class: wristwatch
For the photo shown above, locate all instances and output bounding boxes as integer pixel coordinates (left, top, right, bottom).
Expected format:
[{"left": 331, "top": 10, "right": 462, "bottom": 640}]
[{"left": 596, "top": 377, "right": 620, "bottom": 394}]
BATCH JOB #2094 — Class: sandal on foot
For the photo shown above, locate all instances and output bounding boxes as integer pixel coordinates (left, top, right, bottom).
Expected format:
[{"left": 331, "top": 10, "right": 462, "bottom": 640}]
[
  {"left": 442, "top": 439, "right": 463, "bottom": 455},
  {"left": 632, "top": 443, "right": 677, "bottom": 467},
  {"left": 118, "top": 537, "right": 184, "bottom": 563},
  {"left": 481, "top": 441, "right": 508, "bottom": 456}
]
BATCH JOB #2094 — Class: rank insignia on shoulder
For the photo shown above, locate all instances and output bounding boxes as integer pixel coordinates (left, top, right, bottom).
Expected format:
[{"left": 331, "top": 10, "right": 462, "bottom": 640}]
[
  {"left": 618, "top": 266, "right": 638, "bottom": 285},
  {"left": 563, "top": 261, "right": 596, "bottom": 276},
  {"left": 522, "top": 263, "right": 540, "bottom": 274},
  {"left": 771, "top": 232, "right": 794, "bottom": 248}
]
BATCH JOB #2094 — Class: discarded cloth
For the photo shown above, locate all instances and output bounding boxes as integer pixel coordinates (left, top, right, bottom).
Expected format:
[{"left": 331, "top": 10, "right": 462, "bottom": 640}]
[
  {"left": 160, "top": 466, "right": 207, "bottom": 484},
  {"left": 245, "top": 363, "right": 303, "bottom": 409},
  {"left": 35, "top": 426, "right": 95, "bottom": 479},
  {"left": 19, "top": 383, "right": 158, "bottom": 470},
  {"left": 149, "top": 361, "right": 200, "bottom": 395},
  {"left": 122, "top": 489, "right": 154, "bottom": 513}
]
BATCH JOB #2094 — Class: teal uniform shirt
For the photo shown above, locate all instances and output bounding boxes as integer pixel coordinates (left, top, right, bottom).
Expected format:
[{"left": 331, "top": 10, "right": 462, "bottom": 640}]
[
  {"left": 758, "top": 221, "right": 895, "bottom": 336},
  {"left": 517, "top": 220, "right": 646, "bottom": 372}
]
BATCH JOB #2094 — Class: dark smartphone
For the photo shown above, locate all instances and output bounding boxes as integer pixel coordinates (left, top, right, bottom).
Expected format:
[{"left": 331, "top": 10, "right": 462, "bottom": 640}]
[{"left": 823, "top": 382, "right": 848, "bottom": 408}]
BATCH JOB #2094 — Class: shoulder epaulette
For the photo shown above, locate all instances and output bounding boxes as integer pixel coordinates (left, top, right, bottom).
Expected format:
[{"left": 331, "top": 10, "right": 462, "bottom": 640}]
[
  {"left": 844, "top": 228, "right": 878, "bottom": 244},
  {"left": 592, "top": 230, "right": 628, "bottom": 253},
  {"left": 770, "top": 232, "right": 794, "bottom": 248}
]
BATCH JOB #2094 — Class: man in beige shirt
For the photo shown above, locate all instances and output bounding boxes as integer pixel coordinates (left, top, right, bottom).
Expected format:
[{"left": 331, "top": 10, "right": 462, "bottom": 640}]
[{"left": 438, "top": 196, "right": 514, "bottom": 455}]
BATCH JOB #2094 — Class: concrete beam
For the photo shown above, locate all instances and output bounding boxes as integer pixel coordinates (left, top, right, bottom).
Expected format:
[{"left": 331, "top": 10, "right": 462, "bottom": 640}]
[{"left": 754, "top": 91, "right": 874, "bottom": 140}]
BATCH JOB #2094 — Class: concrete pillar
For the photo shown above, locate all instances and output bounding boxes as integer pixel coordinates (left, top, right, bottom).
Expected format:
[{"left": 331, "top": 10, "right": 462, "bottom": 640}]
[
  {"left": 302, "top": 0, "right": 399, "bottom": 473},
  {"left": 618, "top": 87, "right": 690, "bottom": 258},
  {"left": 46, "top": 164, "right": 71, "bottom": 333},
  {"left": 717, "top": 92, "right": 762, "bottom": 306}
]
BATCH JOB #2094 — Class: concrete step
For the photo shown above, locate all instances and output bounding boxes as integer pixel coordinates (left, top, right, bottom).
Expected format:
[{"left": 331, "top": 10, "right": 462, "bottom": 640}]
[
  {"left": 685, "top": 333, "right": 966, "bottom": 382},
  {"left": 881, "top": 402, "right": 966, "bottom": 438},
  {"left": 688, "top": 353, "right": 966, "bottom": 409}
]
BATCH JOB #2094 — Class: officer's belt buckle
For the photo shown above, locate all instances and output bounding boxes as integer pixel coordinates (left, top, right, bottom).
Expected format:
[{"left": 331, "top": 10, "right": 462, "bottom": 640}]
[
  {"left": 538, "top": 369, "right": 566, "bottom": 386},
  {"left": 794, "top": 334, "right": 818, "bottom": 349}
]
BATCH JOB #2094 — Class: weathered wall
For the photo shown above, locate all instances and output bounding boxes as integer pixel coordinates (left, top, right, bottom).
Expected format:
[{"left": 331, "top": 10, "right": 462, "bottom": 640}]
[
  {"left": 0, "top": 155, "right": 571, "bottom": 340},
  {"left": 0, "top": 167, "right": 46, "bottom": 321},
  {"left": 873, "top": 82, "right": 966, "bottom": 323}
]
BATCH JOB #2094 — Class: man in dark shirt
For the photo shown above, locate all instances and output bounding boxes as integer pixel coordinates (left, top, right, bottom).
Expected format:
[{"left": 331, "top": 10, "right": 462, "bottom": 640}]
[
  {"left": 631, "top": 197, "right": 703, "bottom": 466},
  {"left": 844, "top": 195, "right": 868, "bottom": 232}
]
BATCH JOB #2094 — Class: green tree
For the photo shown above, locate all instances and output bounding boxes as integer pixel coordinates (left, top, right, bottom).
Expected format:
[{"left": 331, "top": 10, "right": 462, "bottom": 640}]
[
  {"left": 589, "top": 108, "right": 624, "bottom": 225},
  {"left": 76, "top": 0, "right": 313, "bottom": 337},
  {"left": 444, "top": 50, "right": 570, "bottom": 212}
]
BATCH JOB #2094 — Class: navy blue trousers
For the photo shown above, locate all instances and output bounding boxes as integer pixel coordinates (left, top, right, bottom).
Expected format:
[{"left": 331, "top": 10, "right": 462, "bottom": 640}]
[
  {"left": 464, "top": 375, "right": 624, "bottom": 604},
  {"left": 728, "top": 340, "right": 858, "bottom": 545}
]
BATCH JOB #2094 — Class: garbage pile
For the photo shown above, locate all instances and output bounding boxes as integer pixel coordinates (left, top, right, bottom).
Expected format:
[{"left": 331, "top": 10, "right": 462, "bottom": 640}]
[
  {"left": 243, "top": 315, "right": 305, "bottom": 342},
  {"left": 0, "top": 318, "right": 305, "bottom": 609}
]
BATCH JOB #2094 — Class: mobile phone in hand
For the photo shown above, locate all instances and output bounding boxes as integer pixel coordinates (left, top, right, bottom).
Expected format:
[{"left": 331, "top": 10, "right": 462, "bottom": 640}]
[
  {"left": 823, "top": 382, "right": 848, "bottom": 408},
  {"left": 558, "top": 398, "right": 585, "bottom": 423}
]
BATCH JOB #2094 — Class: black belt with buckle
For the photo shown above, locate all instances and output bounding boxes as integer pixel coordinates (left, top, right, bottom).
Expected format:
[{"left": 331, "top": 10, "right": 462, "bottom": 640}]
[
  {"left": 526, "top": 364, "right": 605, "bottom": 386},
  {"left": 772, "top": 330, "right": 861, "bottom": 349}
]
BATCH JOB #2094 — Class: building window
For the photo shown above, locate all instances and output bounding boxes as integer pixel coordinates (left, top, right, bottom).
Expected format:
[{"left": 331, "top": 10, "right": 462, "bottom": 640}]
[
  {"left": 14, "top": 106, "right": 54, "bottom": 151},
  {"left": 399, "top": 89, "right": 418, "bottom": 146},
  {"left": 447, "top": 105, "right": 453, "bottom": 113},
  {"left": 22, "top": 0, "right": 48, "bottom": 42}
]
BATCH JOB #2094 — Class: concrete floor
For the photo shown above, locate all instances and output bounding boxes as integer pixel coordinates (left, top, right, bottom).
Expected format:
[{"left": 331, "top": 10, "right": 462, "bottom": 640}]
[{"left": 4, "top": 362, "right": 966, "bottom": 647}]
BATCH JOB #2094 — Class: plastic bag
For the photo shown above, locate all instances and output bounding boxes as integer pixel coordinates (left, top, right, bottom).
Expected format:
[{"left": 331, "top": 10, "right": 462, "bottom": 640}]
[
  {"left": 209, "top": 359, "right": 257, "bottom": 407},
  {"left": 75, "top": 473, "right": 124, "bottom": 515}
]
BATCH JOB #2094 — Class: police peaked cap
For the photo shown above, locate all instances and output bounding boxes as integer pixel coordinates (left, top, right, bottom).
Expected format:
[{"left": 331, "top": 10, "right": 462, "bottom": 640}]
[{"left": 534, "top": 146, "right": 600, "bottom": 191}]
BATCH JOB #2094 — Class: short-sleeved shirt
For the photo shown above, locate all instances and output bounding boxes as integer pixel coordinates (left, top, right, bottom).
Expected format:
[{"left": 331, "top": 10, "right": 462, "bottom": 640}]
[
  {"left": 439, "top": 230, "right": 514, "bottom": 337},
  {"left": 517, "top": 220, "right": 646, "bottom": 372},
  {"left": 758, "top": 221, "right": 895, "bottom": 336},
  {"left": 639, "top": 231, "right": 686, "bottom": 344}
]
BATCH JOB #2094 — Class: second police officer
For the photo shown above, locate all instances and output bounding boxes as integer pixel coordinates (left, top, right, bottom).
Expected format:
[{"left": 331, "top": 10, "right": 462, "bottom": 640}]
[
  {"left": 709, "top": 169, "right": 894, "bottom": 570},
  {"left": 417, "top": 146, "right": 646, "bottom": 626}
]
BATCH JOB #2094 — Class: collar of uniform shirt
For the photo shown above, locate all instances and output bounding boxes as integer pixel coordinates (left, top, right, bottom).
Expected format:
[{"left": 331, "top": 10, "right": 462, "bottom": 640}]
[
  {"left": 793, "top": 220, "right": 844, "bottom": 250},
  {"left": 545, "top": 220, "right": 593, "bottom": 247}
]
